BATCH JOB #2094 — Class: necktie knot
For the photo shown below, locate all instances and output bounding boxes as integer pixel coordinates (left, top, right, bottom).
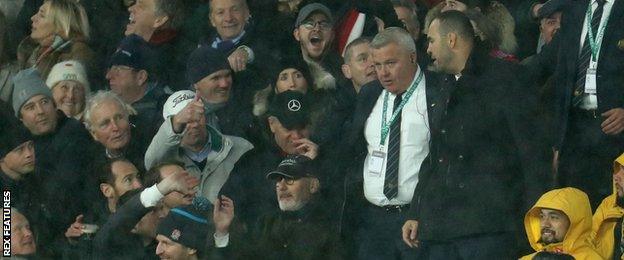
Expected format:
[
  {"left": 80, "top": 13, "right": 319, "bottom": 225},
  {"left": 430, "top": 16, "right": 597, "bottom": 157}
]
[
  {"left": 597, "top": 0, "right": 606, "bottom": 6},
  {"left": 393, "top": 94, "right": 403, "bottom": 111}
]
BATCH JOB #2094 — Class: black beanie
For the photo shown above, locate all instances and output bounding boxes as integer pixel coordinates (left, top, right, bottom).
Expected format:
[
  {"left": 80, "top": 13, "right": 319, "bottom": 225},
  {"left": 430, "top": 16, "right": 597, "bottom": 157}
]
[
  {"left": 156, "top": 205, "right": 210, "bottom": 252},
  {"left": 271, "top": 56, "right": 313, "bottom": 90},
  {"left": 186, "top": 46, "right": 231, "bottom": 85},
  {"left": 0, "top": 102, "right": 32, "bottom": 159}
]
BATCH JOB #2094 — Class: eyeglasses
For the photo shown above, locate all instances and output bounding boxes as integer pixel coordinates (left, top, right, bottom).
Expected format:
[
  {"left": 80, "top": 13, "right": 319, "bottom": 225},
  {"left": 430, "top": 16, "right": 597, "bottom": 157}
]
[
  {"left": 301, "top": 20, "right": 332, "bottom": 30},
  {"left": 273, "top": 176, "right": 296, "bottom": 185}
]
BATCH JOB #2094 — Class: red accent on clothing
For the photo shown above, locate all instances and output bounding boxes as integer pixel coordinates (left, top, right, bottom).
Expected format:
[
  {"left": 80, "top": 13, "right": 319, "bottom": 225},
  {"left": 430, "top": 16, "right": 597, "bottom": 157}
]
[
  {"left": 335, "top": 9, "right": 360, "bottom": 56},
  {"left": 149, "top": 29, "right": 178, "bottom": 45},
  {"left": 489, "top": 48, "right": 519, "bottom": 63}
]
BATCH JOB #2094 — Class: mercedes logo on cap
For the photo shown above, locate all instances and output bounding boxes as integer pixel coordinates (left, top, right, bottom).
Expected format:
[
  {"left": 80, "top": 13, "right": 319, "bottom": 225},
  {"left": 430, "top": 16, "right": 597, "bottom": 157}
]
[{"left": 287, "top": 99, "right": 301, "bottom": 112}]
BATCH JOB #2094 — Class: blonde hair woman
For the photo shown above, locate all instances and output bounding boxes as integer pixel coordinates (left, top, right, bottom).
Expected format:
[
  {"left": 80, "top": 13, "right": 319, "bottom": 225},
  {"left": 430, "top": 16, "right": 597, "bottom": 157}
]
[{"left": 17, "top": 0, "right": 94, "bottom": 79}]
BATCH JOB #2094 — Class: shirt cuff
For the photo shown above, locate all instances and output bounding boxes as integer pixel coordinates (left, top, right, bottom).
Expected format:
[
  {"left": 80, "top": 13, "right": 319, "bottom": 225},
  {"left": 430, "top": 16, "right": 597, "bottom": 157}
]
[
  {"left": 214, "top": 232, "right": 230, "bottom": 248},
  {"left": 140, "top": 184, "right": 164, "bottom": 208}
]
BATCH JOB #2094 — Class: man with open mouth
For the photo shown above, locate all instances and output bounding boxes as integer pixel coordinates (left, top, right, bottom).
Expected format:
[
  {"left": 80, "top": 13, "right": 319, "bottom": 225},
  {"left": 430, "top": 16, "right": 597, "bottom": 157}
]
[
  {"left": 122, "top": 0, "right": 189, "bottom": 91},
  {"left": 292, "top": 3, "right": 342, "bottom": 93}
]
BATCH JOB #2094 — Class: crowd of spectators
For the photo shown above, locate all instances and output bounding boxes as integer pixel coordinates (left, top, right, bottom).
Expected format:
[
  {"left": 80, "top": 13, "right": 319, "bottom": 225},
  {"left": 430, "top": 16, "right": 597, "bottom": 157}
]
[{"left": 0, "top": 0, "right": 623, "bottom": 259}]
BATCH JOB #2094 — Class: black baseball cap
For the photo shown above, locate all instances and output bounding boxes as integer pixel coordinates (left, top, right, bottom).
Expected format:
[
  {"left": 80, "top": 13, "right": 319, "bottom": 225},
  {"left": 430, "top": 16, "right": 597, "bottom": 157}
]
[
  {"left": 266, "top": 155, "right": 318, "bottom": 180},
  {"left": 109, "top": 34, "right": 153, "bottom": 71},
  {"left": 537, "top": 0, "right": 569, "bottom": 19},
  {"left": 267, "top": 90, "right": 310, "bottom": 130}
]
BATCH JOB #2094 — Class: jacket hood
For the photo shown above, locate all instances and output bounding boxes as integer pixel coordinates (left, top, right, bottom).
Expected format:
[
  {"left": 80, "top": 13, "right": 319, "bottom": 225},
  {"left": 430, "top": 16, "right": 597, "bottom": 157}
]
[
  {"left": 302, "top": 54, "right": 336, "bottom": 91},
  {"left": 252, "top": 85, "right": 273, "bottom": 116},
  {"left": 614, "top": 153, "right": 624, "bottom": 179},
  {"left": 524, "top": 187, "right": 593, "bottom": 255},
  {"left": 611, "top": 153, "right": 624, "bottom": 198}
]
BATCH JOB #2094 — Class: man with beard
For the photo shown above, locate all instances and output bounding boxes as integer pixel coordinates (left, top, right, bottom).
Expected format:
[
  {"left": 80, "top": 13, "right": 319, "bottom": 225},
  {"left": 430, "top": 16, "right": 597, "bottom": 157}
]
[
  {"left": 592, "top": 153, "right": 624, "bottom": 259},
  {"left": 291, "top": 3, "right": 342, "bottom": 94},
  {"left": 63, "top": 158, "right": 143, "bottom": 258},
  {"left": 145, "top": 90, "right": 253, "bottom": 203},
  {"left": 93, "top": 166, "right": 199, "bottom": 259},
  {"left": 84, "top": 91, "right": 147, "bottom": 172},
  {"left": 212, "top": 155, "right": 344, "bottom": 259},
  {"left": 521, "top": 187, "right": 602, "bottom": 259},
  {"left": 12, "top": 68, "right": 94, "bottom": 258},
  {"left": 401, "top": 11, "right": 550, "bottom": 258},
  {"left": 220, "top": 90, "right": 319, "bottom": 231}
]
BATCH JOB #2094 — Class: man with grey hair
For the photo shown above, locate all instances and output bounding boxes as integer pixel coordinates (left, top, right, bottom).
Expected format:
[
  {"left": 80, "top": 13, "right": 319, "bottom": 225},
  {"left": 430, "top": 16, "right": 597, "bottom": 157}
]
[
  {"left": 84, "top": 91, "right": 148, "bottom": 172},
  {"left": 341, "top": 27, "right": 441, "bottom": 259}
]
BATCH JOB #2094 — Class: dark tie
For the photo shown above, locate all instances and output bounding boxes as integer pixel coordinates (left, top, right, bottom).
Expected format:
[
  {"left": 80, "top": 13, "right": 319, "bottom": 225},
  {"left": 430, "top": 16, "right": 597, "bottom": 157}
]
[
  {"left": 384, "top": 94, "right": 402, "bottom": 200},
  {"left": 573, "top": 0, "right": 606, "bottom": 106},
  {"left": 216, "top": 40, "right": 235, "bottom": 53}
]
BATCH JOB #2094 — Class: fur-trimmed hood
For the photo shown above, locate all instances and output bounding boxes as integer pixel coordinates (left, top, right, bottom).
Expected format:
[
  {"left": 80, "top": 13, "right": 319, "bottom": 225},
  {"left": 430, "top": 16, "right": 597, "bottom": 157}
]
[{"left": 252, "top": 56, "right": 336, "bottom": 117}]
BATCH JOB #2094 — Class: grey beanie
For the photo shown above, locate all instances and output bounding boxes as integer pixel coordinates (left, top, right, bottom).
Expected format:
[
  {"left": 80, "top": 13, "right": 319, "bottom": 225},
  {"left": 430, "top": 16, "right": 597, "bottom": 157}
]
[{"left": 12, "top": 68, "right": 53, "bottom": 117}]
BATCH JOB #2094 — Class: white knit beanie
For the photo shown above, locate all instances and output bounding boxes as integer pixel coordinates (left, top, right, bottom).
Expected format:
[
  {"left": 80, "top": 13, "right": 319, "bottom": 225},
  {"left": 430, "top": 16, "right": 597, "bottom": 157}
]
[{"left": 46, "top": 60, "right": 91, "bottom": 94}]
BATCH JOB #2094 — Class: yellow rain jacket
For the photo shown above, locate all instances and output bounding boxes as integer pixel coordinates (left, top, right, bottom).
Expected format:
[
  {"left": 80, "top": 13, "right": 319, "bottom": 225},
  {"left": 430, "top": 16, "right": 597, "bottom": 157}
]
[
  {"left": 592, "top": 153, "right": 624, "bottom": 260},
  {"left": 521, "top": 187, "right": 604, "bottom": 260}
]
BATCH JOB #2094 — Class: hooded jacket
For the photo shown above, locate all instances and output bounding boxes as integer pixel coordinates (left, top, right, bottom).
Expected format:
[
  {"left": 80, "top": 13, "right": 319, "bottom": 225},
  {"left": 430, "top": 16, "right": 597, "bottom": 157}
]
[
  {"left": 592, "top": 153, "right": 624, "bottom": 260},
  {"left": 521, "top": 187, "right": 603, "bottom": 260}
]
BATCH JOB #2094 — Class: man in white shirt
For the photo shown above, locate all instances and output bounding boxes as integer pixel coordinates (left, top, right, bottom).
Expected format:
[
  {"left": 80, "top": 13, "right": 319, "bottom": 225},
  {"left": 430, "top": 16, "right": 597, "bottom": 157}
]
[
  {"left": 533, "top": 0, "right": 624, "bottom": 209},
  {"left": 343, "top": 27, "right": 437, "bottom": 259}
]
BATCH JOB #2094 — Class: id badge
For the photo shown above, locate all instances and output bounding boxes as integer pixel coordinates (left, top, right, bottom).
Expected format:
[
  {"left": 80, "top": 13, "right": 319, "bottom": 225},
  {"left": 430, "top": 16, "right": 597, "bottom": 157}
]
[
  {"left": 585, "top": 68, "right": 597, "bottom": 94},
  {"left": 368, "top": 150, "right": 386, "bottom": 177}
]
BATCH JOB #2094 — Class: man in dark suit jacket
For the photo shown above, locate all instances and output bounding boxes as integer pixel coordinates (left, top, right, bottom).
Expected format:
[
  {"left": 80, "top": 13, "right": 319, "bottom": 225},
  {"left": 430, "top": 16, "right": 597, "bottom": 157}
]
[
  {"left": 401, "top": 11, "right": 551, "bottom": 259},
  {"left": 340, "top": 27, "right": 442, "bottom": 259},
  {"left": 529, "top": 0, "right": 624, "bottom": 209}
]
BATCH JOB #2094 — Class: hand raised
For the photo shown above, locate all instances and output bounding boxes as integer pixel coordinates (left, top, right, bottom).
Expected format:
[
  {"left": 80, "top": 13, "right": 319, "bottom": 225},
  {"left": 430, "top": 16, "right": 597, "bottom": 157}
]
[
  {"left": 213, "top": 195, "right": 235, "bottom": 236},
  {"left": 156, "top": 170, "right": 200, "bottom": 196}
]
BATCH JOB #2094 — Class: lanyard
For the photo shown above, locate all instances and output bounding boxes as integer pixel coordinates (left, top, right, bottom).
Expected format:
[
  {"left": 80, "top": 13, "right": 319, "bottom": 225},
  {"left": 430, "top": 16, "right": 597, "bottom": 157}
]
[
  {"left": 586, "top": 1, "right": 610, "bottom": 62},
  {"left": 379, "top": 69, "right": 424, "bottom": 146}
]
